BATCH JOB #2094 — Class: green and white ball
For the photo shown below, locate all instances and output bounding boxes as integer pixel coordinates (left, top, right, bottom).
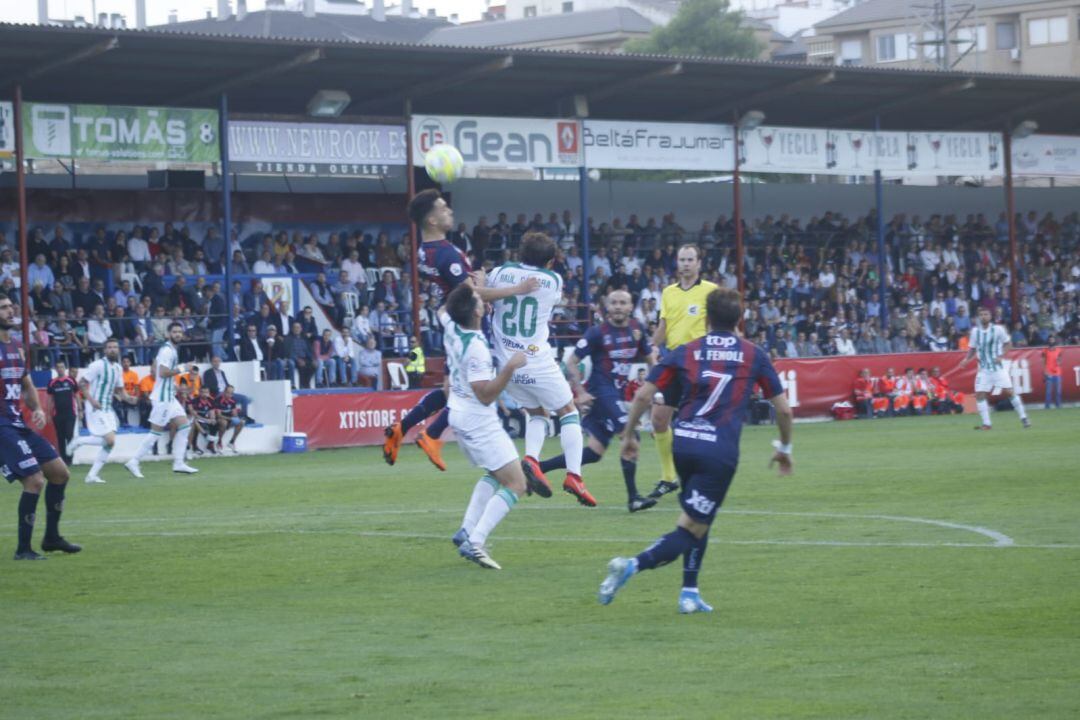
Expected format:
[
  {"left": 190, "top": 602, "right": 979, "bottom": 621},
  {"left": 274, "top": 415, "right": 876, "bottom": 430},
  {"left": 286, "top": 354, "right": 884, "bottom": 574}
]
[{"left": 424, "top": 144, "right": 465, "bottom": 184}]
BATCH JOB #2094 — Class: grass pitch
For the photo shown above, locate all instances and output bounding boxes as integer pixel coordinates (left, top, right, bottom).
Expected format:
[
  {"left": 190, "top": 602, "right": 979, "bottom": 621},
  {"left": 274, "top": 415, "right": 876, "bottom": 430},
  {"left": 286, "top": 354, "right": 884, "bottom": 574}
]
[{"left": 3, "top": 409, "right": 1080, "bottom": 719}]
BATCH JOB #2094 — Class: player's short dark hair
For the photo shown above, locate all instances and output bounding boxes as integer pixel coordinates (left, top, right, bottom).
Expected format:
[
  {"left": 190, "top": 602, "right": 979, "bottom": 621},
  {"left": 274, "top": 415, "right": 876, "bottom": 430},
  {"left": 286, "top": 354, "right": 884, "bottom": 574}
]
[
  {"left": 168, "top": 322, "right": 184, "bottom": 332},
  {"left": 706, "top": 288, "right": 741, "bottom": 332},
  {"left": 105, "top": 337, "right": 119, "bottom": 346},
  {"left": 446, "top": 284, "right": 479, "bottom": 328},
  {"left": 407, "top": 189, "right": 442, "bottom": 227},
  {"left": 55, "top": 358, "right": 66, "bottom": 367},
  {"left": 677, "top": 243, "right": 702, "bottom": 260},
  {"left": 520, "top": 232, "right": 556, "bottom": 268}
]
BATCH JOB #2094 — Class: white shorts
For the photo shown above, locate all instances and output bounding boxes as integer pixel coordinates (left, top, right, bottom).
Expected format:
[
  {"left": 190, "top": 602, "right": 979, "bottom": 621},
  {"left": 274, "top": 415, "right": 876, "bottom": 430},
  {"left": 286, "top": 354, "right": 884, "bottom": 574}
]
[
  {"left": 975, "top": 367, "right": 1012, "bottom": 394},
  {"left": 449, "top": 409, "right": 519, "bottom": 473},
  {"left": 149, "top": 398, "right": 188, "bottom": 428},
  {"left": 504, "top": 359, "right": 574, "bottom": 411},
  {"left": 84, "top": 405, "right": 118, "bottom": 437}
]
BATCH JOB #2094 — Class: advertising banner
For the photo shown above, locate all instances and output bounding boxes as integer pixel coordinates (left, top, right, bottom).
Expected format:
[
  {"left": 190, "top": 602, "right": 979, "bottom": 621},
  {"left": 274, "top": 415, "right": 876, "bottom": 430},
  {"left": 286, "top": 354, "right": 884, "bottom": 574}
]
[
  {"left": 1012, "top": 134, "right": 1080, "bottom": 177},
  {"left": 229, "top": 120, "right": 406, "bottom": 178},
  {"left": 583, "top": 120, "right": 734, "bottom": 171},
  {"left": 741, "top": 125, "right": 828, "bottom": 174},
  {"left": 0, "top": 101, "right": 12, "bottom": 158},
  {"left": 293, "top": 390, "right": 431, "bottom": 449},
  {"left": 773, "top": 346, "right": 1080, "bottom": 419},
  {"left": 411, "top": 115, "right": 582, "bottom": 169},
  {"left": 22, "top": 103, "right": 220, "bottom": 162}
]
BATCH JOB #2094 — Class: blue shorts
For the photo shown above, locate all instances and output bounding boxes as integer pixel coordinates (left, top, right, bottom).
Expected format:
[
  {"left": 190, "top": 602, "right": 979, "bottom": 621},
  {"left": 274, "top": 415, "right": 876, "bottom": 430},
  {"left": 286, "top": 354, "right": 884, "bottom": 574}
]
[
  {"left": 1, "top": 423, "right": 60, "bottom": 483},
  {"left": 674, "top": 453, "right": 736, "bottom": 525},
  {"left": 581, "top": 394, "right": 626, "bottom": 447}
]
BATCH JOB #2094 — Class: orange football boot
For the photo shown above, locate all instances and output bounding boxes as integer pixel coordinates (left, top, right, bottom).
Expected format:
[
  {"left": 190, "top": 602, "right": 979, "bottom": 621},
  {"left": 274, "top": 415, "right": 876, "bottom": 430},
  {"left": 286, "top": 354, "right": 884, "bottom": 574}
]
[
  {"left": 563, "top": 472, "right": 597, "bottom": 507},
  {"left": 416, "top": 429, "right": 447, "bottom": 471},
  {"left": 382, "top": 422, "right": 403, "bottom": 465}
]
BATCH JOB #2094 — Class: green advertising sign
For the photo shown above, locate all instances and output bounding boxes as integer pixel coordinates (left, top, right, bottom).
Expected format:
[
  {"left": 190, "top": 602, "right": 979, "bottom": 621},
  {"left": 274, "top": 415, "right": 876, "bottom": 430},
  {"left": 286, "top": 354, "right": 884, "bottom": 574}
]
[{"left": 22, "top": 103, "right": 220, "bottom": 162}]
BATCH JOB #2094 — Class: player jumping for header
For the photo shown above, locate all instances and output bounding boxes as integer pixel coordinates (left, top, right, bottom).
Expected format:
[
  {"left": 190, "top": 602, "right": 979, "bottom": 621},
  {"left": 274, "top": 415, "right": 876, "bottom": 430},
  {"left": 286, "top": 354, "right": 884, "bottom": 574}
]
[
  {"left": 597, "top": 288, "right": 794, "bottom": 613},
  {"left": 382, "top": 190, "right": 536, "bottom": 471}
]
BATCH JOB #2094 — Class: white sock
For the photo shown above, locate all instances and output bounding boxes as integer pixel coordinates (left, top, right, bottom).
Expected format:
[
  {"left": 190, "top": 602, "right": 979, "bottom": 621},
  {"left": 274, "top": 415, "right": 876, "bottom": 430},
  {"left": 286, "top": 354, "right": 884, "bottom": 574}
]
[
  {"left": 133, "top": 431, "right": 162, "bottom": 461},
  {"left": 560, "top": 411, "right": 583, "bottom": 476},
  {"left": 462, "top": 475, "right": 498, "bottom": 535},
  {"left": 469, "top": 487, "right": 517, "bottom": 547},
  {"left": 79, "top": 435, "right": 105, "bottom": 447},
  {"left": 525, "top": 414, "right": 547, "bottom": 460},
  {"left": 977, "top": 399, "right": 991, "bottom": 426},
  {"left": 89, "top": 445, "right": 111, "bottom": 477},
  {"left": 173, "top": 425, "right": 191, "bottom": 465},
  {"left": 1010, "top": 394, "right": 1027, "bottom": 420}
]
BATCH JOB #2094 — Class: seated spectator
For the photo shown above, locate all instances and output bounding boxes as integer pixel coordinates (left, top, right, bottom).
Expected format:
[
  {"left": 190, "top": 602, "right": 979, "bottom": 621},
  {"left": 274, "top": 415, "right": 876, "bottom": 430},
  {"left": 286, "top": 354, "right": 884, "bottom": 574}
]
[
  {"left": 351, "top": 304, "right": 372, "bottom": 346},
  {"left": 314, "top": 328, "right": 339, "bottom": 387},
  {"left": 355, "top": 335, "right": 382, "bottom": 389},
  {"left": 215, "top": 385, "right": 246, "bottom": 453},
  {"left": 283, "top": 321, "right": 315, "bottom": 389}
]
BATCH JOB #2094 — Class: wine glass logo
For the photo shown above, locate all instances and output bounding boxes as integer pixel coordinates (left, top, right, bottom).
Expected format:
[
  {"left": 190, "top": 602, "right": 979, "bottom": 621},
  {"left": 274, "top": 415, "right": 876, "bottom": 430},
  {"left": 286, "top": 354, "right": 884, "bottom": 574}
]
[
  {"left": 848, "top": 132, "right": 865, "bottom": 169},
  {"left": 928, "top": 134, "right": 943, "bottom": 169},
  {"left": 760, "top": 129, "right": 775, "bottom": 165}
]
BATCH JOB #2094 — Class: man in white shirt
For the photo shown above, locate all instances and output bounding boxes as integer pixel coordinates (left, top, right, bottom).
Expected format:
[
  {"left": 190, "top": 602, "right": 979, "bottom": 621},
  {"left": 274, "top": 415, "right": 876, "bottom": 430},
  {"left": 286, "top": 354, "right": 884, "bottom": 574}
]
[
  {"left": 86, "top": 305, "right": 112, "bottom": 349},
  {"left": 443, "top": 283, "right": 528, "bottom": 570},
  {"left": 341, "top": 250, "right": 367, "bottom": 287},
  {"left": 818, "top": 262, "right": 836, "bottom": 289},
  {"left": 834, "top": 328, "right": 856, "bottom": 356},
  {"left": 127, "top": 229, "right": 152, "bottom": 267},
  {"left": 590, "top": 248, "right": 612, "bottom": 278},
  {"left": 252, "top": 251, "right": 276, "bottom": 275}
]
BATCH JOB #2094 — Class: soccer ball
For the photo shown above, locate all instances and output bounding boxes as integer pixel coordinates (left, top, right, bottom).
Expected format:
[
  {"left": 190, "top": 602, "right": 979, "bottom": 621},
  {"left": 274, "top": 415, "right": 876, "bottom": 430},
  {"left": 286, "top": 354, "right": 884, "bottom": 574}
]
[{"left": 424, "top": 144, "right": 465, "bottom": 184}]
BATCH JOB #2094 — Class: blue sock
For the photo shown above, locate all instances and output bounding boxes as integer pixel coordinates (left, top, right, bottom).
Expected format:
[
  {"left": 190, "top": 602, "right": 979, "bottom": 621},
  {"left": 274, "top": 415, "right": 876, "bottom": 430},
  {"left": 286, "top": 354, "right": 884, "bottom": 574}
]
[
  {"left": 401, "top": 390, "right": 446, "bottom": 434},
  {"left": 540, "top": 447, "right": 601, "bottom": 474},
  {"left": 427, "top": 407, "right": 450, "bottom": 439},
  {"left": 682, "top": 531, "right": 709, "bottom": 589},
  {"left": 635, "top": 527, "right": 695, "bottom": 572},
  {"left": 621, "top": 458, "right": 639, "bottom": 499},
  {"left": 44, "top": 482, "right": 67, "bottom": 541},
  {"left": 17, "top": 491, "right": 40, "bottom": 553}
]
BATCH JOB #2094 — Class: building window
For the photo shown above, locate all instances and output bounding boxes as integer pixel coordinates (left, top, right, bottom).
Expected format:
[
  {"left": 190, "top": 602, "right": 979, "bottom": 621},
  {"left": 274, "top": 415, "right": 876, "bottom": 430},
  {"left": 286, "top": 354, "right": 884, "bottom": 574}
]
[
  {"left": 996, "top": 22, "right": 1017, "bottom": 50},
  {"left": 956, "top": 25, "right": 987, "bottom": 53},
  {"left": 876, "top": 32, "right": 914, "bottom": 62},
  {"left": 839, "top": 39, "right": 862, "bottom": 66},
  {"left": 562, "top": 1, "right": 573, "bottom": 12},
  {"left": 922, "top": 29, "right": 941, "bottom": 59},
  {"left": 1028, "top": 16, "right": 1067, "bottom": 46},
  {"left": 524, "top": 5, "right": 537, "bottom": 17}
]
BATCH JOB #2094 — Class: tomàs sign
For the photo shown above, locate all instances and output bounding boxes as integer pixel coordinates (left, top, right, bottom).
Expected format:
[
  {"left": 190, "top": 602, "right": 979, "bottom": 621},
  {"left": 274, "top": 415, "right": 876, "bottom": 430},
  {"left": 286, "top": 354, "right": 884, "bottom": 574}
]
[{"left": 22, "top": 103, "right": 220, "bottom": 162}]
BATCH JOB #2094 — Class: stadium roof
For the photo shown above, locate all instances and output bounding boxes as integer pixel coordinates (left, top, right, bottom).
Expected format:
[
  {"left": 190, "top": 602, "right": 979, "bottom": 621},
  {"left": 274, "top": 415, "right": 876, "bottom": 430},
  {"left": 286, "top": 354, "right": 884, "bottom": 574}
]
[
  {"left": 424, "top": 8, "right": 654, "bottom": 47},
  {"left": 1, "top": 22, "right": 1079, "bottom": 132},
  {"left": 158, "top": 8, "right": 447, "bottom": 44},
  {"left": 816, "top": 0, "right": 1048, "bottom": 31}
]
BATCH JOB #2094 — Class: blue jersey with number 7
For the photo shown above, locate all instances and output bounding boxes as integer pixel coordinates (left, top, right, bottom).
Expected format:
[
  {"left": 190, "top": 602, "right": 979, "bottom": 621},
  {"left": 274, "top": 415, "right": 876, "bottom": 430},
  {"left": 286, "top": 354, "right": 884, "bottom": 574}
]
[{"left": 646, "top": 331, "right": 784, "bottom": 464}]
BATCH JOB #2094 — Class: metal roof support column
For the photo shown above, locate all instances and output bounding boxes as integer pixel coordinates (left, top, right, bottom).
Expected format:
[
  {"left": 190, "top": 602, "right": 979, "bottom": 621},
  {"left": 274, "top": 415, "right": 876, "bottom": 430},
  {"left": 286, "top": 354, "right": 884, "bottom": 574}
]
[
  {"left": 14, "top": 84, "right": 31, "bottom": 357},
  {"left": 405, "top": 99, "right": 421, "bottom": 346},
  {"left": 579, "top": 166, "right": 591, "bottom": 318},
  {"left": 874, "top": 115, "right": 888, "bottom": 329},
  {"left": 732, "top": 119, "right": 745, "bottom": 305},
  {"left": 220, "top": 92, "right": 235, "bottom": 359},
  {"left": 1003, "top": 130, "right": 1019, "bottom": 326}
]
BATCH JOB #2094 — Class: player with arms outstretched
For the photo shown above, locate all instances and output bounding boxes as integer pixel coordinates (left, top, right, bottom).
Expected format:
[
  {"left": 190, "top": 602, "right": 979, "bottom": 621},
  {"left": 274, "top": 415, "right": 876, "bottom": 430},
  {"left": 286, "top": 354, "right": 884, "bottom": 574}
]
[
  {"left": 0, "top": 294, "right": 80, "bottom": 560},
  {"left": 598, "top": 288, "right": 794, "bottom": 613},
  {"left": 443, "top": 284, "right": 531, "bottom": 570},
  {"left": 126, "top": 322, "right": 200, "bottom": 476},
  {"left": 539, "top": 289, "right": 656, "bottom": 511},
  {"left": 649, "top": 245, "right": 719, "bottom": 502},
  {"left": 488, "top": 231, "right": 594, "bottom": 506},
  {"left": 383, "top": 189, "right": 536, "bottom": 471},
  {"left": 69, "top": 338, "right": 138, "bottom": 483},
  {"left": 959, "top": 306, "right": 1030, "bottom": 430}
]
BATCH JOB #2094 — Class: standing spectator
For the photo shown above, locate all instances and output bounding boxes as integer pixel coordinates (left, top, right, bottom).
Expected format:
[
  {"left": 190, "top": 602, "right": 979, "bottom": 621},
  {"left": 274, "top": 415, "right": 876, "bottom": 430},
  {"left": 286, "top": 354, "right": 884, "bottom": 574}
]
[
  {"left": 47, "top": 359, "right": 80, "bottom": 464},
  {"left": 332, "top": 328, "right": 356, "bottom": 386},
  {"left": 852, "top": 368, "right": 874, "bottom": 418},
  {"left": 1042, "top": 336, "right": 1063, "bottom": 409},
  {"left": 202, "top": 356, "right": 230, "bottom": 397},
  {"left": 264, "top": 325, "right": 286, "bottom": 381},
  {"left": 205, "top": 282, "right": 228, "bottom": 361}
]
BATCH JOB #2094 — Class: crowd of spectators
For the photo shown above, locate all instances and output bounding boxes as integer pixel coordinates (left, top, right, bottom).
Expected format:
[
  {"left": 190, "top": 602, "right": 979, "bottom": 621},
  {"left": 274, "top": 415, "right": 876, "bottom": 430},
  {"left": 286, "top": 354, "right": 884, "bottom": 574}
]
[{"left": 2, "top": 203, "right": 1077, "bottom": 389}]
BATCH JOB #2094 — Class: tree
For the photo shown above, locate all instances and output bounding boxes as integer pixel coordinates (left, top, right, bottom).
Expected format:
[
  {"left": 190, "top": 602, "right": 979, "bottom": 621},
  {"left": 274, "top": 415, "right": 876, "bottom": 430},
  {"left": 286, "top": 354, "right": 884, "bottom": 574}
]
[{"left": 623, "top": 0, "right": 764, "bottom": 59}]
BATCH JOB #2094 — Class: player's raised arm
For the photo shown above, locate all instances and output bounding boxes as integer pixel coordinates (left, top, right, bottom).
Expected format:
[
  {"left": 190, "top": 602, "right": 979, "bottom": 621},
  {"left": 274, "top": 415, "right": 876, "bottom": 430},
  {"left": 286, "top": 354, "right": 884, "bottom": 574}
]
[
  {"left": 474, "top": 274, "right": 539, "bottom": 302},
  {"left": 471, "top": 351, "right": 526, "bottom": 406},
  {"left": 768, "top": 392, "right": 794, "bottom": 476}
]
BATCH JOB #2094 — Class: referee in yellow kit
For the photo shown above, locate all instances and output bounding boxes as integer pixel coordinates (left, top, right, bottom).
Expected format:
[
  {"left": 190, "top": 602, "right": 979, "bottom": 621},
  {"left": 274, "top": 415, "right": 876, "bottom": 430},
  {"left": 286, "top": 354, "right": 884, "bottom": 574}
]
[{"left": 647, "top": 244, "right": 720, "bottom": 500}]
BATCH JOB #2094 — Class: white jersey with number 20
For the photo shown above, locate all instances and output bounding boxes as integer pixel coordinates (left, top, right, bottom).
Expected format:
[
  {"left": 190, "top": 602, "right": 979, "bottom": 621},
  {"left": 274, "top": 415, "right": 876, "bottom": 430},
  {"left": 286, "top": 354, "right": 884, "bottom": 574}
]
[{"left": 487, "top": 262, "right": 563, "bottom": 368}]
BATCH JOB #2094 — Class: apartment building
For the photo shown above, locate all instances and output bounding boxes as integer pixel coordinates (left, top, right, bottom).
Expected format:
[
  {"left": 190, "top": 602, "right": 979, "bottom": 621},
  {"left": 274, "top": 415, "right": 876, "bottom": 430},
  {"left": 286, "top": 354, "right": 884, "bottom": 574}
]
[{"left": 810, "top": 0, "right": 1080, "bottom": 76}]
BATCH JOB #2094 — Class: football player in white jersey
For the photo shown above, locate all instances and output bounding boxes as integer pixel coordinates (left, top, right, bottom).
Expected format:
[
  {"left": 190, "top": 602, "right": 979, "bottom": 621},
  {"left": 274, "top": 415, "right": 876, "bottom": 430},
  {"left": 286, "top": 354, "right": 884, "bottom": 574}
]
[
  {"left": 444, "top": 284, "right": 529, "bottom": 570},
  {"left": 959, "top": 306, "right": 1030, "bottom": 430},
  {"left": 126, "top": 322, "right": 200, "bottom": 476},
  {"left": 487, "top": 232, "right": 593, "bottom": 507},
  {"left": 70, "top": 339, "right": 138, "bottom": 484}
]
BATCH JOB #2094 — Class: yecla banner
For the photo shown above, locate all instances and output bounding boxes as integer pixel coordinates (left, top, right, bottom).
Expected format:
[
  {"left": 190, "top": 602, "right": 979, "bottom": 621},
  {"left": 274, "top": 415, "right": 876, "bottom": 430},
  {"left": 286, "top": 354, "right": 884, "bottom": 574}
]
[
  {"left": 583, "top": 120, "right": 735, "bottom": 171},
  {"left": 22, "top": 103, "right": 220, "bottom": 162},
  {"left": 411, "top": 115, "right": 582, "bottom": 169},
  {"left": 1011, "top": 134, "right": 1080, "bottom": 177},
  {"left": 741, "top": 125, "right": 1002, "bottom": 177},
  {"left": 0, "top": 101, "right": 12, "bottom": 157},
  {"left": 229, "top": 120, "right": 406, "bottom": 178}
]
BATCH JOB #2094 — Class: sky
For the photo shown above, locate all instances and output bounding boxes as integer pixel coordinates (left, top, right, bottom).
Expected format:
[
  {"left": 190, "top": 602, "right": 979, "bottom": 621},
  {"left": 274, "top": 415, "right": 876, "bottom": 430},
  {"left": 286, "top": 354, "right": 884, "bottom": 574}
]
[{"left": 0, "top": 0, "right": 489, "bottom": 26}]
